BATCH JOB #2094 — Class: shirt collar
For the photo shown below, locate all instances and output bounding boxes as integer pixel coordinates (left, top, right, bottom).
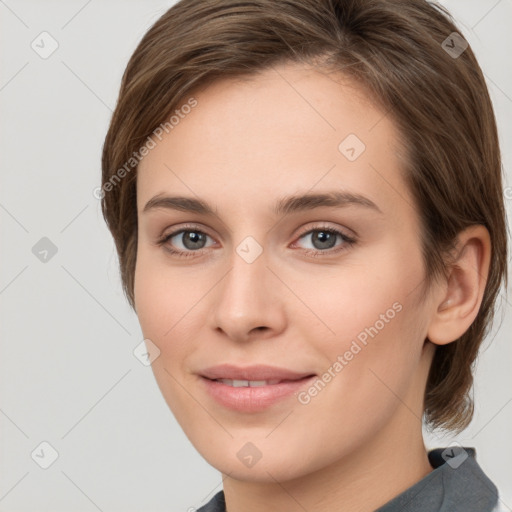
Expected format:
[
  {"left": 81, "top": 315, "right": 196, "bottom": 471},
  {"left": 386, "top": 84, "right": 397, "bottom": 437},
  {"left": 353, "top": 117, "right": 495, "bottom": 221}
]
[{"left": 376, "top": 447, "right": 499, "bottom": 512}]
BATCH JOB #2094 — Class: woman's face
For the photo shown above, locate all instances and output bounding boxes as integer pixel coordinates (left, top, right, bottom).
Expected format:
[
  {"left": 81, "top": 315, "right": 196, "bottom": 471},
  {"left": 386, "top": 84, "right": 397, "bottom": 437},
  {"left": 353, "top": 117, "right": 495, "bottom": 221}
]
[{"left": 134, "top": 62, "right": 438, "bottom": 482}]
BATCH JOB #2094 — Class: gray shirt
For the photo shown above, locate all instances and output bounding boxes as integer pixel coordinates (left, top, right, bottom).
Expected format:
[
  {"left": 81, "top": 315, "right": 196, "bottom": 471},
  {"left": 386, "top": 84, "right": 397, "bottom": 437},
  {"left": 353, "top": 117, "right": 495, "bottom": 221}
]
[{"left": 197, "top": 447, "right": 499, "bottom": 512}]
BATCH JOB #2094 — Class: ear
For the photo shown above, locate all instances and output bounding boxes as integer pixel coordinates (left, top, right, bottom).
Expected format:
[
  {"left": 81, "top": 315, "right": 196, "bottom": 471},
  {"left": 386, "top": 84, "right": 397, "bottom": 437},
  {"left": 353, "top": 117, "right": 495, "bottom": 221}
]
[{"left": 426, "top": 225, "right": 491, "bottom": 346}]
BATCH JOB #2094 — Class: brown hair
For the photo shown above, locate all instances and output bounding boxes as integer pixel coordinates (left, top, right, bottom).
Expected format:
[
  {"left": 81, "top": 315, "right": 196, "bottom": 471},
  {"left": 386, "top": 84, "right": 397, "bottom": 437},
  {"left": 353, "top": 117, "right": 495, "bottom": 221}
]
[{"left": 101, "top": 0, "right": 508, "bottom": 433}]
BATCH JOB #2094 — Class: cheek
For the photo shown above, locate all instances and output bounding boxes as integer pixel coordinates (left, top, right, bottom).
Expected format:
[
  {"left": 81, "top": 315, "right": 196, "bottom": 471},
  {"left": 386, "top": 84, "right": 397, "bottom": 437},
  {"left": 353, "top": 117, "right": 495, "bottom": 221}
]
[
  {"left": 285, "top": 265, "right": 412, "bottom": 351},
  {"left": 133, "top": 254, "right": 199, "bottom": 419},
  {"left": 286, "top": 230, "right": 423, "bottom": 339},
  {"left": 294, "top": 305, "right": 423, "bottom": 469},
  {"left": 134, "top": 247, "right": 199, "bottom": 341},
  {"left": 308, "top": 256, "right": 426, "bottom": 420}
]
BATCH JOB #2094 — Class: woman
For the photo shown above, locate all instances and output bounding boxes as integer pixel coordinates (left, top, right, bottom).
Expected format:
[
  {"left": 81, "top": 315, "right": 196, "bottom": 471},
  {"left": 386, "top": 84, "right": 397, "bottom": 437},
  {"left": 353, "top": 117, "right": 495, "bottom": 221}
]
[{"left": 100, "top": 0, "right": 508, "bottom": 510}]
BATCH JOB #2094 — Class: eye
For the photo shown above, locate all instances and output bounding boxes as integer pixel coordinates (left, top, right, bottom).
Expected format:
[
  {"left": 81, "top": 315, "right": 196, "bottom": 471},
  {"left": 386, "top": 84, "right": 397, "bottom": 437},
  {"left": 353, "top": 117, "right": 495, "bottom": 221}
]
[
  {"left": 293, "top": 225, "right": 356, "bottom": 256},
  {"left": 156, "top": 225, "right": 215, "bottom": 258},
  {"left": 155, "top": 223, "right": 357, "bottom": 259}
]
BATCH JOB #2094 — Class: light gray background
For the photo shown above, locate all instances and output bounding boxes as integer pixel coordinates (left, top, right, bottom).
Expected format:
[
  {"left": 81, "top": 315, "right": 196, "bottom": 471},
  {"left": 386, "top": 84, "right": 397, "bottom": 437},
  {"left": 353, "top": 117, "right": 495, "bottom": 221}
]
[{"left": 1, "top": 1, "right": 511, "bottom": 511}]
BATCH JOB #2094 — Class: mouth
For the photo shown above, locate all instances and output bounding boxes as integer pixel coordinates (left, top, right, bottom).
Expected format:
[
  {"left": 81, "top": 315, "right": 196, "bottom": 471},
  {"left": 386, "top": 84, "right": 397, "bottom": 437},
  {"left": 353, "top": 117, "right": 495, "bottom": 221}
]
[
  {"left": 213, "top": 378, "right": 288, "bottom": 387},
  {"left": 200, "top": 363, "right": 315, "bottom": 382},
  {"left": 199, "top": 364, "right": 316, "bottom": 412}
]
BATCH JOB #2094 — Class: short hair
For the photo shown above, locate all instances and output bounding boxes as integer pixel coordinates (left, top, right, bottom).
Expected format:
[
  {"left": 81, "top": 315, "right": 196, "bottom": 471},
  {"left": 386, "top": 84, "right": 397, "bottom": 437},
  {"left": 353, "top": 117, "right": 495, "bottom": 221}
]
[{"left": 101, "top": 0, "right": 508, "bottom": 433}]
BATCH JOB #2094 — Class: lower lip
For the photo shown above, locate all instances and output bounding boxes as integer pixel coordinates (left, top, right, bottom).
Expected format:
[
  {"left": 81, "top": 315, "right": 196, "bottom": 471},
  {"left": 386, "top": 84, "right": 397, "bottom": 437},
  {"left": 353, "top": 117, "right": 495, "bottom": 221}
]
[{"left": 200, "top": 376, "right": 316, "bottom": 412}]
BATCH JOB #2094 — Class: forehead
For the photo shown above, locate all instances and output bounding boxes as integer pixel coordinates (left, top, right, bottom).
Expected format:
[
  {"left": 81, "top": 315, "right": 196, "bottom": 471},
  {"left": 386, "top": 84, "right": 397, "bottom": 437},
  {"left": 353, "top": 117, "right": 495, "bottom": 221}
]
[{"left": 136, "top": 62, "right": 413, "bottom": 219}]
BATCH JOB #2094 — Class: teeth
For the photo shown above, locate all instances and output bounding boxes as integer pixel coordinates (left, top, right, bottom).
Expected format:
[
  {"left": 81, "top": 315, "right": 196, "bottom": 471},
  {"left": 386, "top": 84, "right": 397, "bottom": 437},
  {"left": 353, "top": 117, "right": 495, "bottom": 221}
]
[
  {"left": 217, "top": 379, "right": 280, "bottom": 387},
  {"left": 248, "top": 380, "right": 268, "bottom": 387}
]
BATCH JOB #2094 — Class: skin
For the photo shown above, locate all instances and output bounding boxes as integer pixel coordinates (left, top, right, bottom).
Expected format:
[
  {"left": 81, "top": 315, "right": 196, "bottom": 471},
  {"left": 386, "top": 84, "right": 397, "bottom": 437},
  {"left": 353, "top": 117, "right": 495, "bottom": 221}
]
[{"left": 134, "top": 61, "right": 491, "bottom": 512}]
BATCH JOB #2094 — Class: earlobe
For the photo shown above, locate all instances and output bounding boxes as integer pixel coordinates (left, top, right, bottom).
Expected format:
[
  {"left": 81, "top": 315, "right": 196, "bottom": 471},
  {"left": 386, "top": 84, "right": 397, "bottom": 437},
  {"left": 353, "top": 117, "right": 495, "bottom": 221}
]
[{"left": 426, "top": 225, "right": 491, "bottom": 346}]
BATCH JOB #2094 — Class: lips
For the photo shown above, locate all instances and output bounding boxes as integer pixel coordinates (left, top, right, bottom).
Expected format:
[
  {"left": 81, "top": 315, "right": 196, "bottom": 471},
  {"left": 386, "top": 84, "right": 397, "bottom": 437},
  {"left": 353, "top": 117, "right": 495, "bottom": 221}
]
[
  {"left": 200, "top": 364, "right": 314, "bottom": 382},
  {"left": 199, "top": 364, "right": 316, "bottom": 412}
]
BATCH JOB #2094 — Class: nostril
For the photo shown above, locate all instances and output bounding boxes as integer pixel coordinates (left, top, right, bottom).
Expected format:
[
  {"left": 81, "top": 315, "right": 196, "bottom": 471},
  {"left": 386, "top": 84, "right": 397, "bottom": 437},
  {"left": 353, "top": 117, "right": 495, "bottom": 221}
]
[{"left": 250, "top": 326, "right": 267, "bottom": 333}]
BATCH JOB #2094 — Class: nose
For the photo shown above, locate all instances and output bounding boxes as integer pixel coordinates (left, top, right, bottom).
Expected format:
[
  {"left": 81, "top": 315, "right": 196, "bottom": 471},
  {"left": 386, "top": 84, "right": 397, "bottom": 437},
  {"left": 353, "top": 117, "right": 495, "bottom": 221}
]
[{"left": 211, "top": 243, "right": 286, "bottom": 343}]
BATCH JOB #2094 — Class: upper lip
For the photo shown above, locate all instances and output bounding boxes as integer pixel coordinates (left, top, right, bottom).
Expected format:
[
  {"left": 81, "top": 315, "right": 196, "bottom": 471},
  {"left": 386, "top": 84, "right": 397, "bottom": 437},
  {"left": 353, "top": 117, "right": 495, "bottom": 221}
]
[{"left": 200, "top": 364, "right": 315, "bottom": 382}]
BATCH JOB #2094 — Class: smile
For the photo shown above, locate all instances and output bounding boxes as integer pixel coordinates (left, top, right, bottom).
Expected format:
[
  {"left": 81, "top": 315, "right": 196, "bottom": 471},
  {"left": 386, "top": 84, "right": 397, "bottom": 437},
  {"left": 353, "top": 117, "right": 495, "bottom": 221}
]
[{"left": 199, "top": 365, "right": 317, "bottom": 412}]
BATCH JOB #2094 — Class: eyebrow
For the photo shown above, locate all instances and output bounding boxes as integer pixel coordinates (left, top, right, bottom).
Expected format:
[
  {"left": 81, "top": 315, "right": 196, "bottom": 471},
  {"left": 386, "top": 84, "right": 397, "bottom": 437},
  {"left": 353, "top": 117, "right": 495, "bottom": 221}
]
[{"left": 142, "top": 191, "right": 383, "bottom": 216}]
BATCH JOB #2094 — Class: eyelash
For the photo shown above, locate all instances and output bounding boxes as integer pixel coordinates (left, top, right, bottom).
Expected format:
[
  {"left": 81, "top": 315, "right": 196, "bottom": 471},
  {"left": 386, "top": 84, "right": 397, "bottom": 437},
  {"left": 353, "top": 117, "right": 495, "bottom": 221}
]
[{"left": 155, "top": 223, "right": 357, "bottom": 259}]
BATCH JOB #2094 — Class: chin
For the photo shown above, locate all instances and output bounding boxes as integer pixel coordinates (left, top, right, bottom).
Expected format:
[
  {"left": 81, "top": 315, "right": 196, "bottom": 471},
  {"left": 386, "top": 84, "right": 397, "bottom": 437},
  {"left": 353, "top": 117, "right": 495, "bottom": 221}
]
[{"left": 192, "top": 434, "right": 331, "bottom": 484}]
